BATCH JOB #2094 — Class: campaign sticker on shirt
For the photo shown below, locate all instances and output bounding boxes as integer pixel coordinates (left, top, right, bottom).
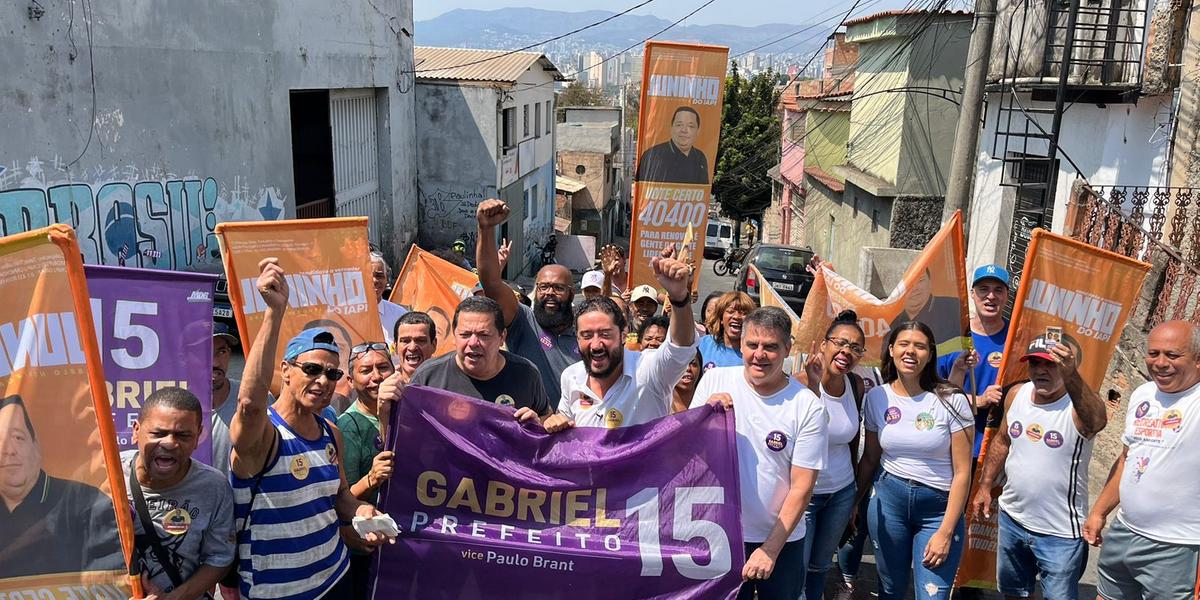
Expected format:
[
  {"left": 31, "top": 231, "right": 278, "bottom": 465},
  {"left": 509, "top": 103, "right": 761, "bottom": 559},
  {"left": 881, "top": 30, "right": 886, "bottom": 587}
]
[
  {"left": 1043, "top": 430, "right": 1064, "bottom": 448},
  {"left": 1009, "top": 420, "right": 1023, "bottom": 439},
  {"left": 374, "top": 434, "right": 384, "bottom": 451},
  {"left": 1025, "top": 423, "right": 1044, "bottom": 442},
  {"left": 987, "top": 352, "right": 1003, "bottom": 368},
  {"left": 914, "top": 412, "right": 935, "bottom": 432},
  {"left": 290, "top": 455, "right": 310, "bottom": 480},
  {"left": 539, "top": 332, "right": 554, "bottom": 350},
  {"left": 884, "top": 407, "right": 902, "bottom": 425},
  {"left": 1135, "top": 401, "right": 1151, "bottom": 418},
  {"left": 703, "top": 362, "right": 717, "bottom": 372},
  {"left": 326, "top": 442, "right": 338, "bottom": 465},
  {"left": 605, "top": 408, "right": 624, "bottom": 429},
  {"left": 764, "top": 431, "right": 787, "bottom": 452},
  {"left": 161, "top": 508, "right": 191, "bottom": 535},
  {"left": 496, "top": 395, "right": 516, "bottom": 407},
  {"left": 1162, "top": 409, "right": 1183, "bottom": 431}
]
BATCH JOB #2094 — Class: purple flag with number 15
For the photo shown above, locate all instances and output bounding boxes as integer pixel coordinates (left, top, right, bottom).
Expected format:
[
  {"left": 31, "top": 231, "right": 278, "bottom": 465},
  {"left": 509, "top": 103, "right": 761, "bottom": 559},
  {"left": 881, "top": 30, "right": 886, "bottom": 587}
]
[{"left": 374, "top": 386, "right": 745, "bottom": 600}]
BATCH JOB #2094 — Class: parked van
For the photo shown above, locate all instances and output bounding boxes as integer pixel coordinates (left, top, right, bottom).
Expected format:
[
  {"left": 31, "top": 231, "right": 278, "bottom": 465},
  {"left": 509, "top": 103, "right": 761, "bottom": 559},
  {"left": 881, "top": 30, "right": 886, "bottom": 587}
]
[{"left": 704, "top": 219, "right": 735, "bottom": 258}]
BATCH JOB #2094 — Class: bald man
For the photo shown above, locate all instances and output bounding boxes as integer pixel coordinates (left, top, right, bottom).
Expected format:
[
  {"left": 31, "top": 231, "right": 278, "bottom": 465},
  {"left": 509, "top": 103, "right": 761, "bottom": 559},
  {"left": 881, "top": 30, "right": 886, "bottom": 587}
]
[
  {"left": 1085, "top": 320, "right": 1200, "bottom": 600},
  {"left": 476, "top": 200, "right": 580, "bottom": 406}
]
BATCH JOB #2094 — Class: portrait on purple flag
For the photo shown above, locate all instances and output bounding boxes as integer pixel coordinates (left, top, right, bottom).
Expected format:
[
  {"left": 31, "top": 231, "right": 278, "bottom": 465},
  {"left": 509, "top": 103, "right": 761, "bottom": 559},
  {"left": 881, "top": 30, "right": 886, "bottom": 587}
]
[
  {"left": 374, "top": 386, "right": 745, "bottom": 599},
  {"left": 85, "top": 265, "right": 217, "bottom": 463}
]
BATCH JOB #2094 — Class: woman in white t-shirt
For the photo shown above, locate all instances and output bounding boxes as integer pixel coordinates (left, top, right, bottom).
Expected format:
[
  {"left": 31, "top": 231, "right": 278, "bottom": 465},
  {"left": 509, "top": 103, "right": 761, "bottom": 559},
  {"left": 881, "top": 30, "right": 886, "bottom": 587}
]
[
  {"left": 854, "top": 321, "right": 974, "bottom": 600},
  {"left": 792, "top": 310, "right": 868, "bottom": 600}
]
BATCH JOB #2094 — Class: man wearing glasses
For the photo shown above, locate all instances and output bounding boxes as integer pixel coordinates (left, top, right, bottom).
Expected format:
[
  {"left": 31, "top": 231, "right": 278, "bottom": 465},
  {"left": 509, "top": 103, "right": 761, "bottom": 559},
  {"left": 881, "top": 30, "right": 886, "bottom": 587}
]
[
  {"left": 476, "top": 200, "right": 580, "bottom": 408},
  {"left": 229, "top": 258, "right": 394, "bottom": 600}
]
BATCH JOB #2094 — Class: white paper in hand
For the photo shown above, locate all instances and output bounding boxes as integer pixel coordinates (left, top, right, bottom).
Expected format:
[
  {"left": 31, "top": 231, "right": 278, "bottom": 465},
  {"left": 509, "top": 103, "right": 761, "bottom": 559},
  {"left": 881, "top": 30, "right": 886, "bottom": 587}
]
[{"left": 352, "top": 513, "right": 400, "bottom": 538}]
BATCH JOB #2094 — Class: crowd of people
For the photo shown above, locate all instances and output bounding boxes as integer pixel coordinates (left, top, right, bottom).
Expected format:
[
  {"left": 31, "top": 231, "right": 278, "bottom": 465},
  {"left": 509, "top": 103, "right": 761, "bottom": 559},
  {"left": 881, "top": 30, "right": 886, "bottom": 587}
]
[{"left": 22, "top": 198, "right": 1195, "bottom": 600}]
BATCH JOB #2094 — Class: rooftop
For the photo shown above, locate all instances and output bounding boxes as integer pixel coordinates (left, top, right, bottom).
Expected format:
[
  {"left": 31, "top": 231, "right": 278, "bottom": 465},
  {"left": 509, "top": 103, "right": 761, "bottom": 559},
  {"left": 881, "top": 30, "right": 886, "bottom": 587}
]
[
  {"left": 843, "top": 9, "right": 972, "bottom": 27},
  {"left": 414, "top": 46, "right": 568, "bottom": 84}
]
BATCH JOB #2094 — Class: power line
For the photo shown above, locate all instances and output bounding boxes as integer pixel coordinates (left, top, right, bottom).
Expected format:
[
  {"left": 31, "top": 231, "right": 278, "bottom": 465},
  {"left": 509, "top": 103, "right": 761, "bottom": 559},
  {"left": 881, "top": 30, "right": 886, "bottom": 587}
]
[
  {"left": 409, "top": 0, "right": 658, "bottom": 74},
  {"left": 729, "top": 0, "right": 884, "bottom": 59}
]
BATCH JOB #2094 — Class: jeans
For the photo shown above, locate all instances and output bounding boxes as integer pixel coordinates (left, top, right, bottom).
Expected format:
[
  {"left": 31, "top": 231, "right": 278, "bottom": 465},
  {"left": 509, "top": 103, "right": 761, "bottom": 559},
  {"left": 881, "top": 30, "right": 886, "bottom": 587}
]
[
  {"left": 996, "top": 510, "right": 1086, "bottom": 599},
  {"left": 867, "top": 471, "right": 966, "bottom": 600},
  {"left": 801, "top": 482, "right": 858, "bottom": 599},
  {"left": 737, "top": 539, "right": 807, "bottom": 600},
  {"left": 836, "top": 488, "right": 872, "bottom": 581}
]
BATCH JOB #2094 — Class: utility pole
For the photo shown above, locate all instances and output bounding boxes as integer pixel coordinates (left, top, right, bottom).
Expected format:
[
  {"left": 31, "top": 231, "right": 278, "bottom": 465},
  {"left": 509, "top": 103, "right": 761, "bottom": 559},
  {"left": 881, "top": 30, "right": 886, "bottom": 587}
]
[{"left": 942, "top": 0, "right": 999, "bottom": 238}]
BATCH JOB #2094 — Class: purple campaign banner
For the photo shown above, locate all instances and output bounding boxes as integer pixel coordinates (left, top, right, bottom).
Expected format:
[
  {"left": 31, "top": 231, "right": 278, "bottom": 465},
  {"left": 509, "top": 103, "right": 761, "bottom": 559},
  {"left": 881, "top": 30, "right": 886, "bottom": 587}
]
[
  {"left": 84, "top": 265, "right": 217, "bottom": 464},
  {"left": 374, "top": 386, "right": 745, "bottom": 600}
]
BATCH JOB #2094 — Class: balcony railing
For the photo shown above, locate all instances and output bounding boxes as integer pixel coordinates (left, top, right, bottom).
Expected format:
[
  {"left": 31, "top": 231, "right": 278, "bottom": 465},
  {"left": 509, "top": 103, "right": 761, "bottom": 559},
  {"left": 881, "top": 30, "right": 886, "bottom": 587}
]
[{"left": 1066, "top": 183, "right": 1200, "bottom": 327}]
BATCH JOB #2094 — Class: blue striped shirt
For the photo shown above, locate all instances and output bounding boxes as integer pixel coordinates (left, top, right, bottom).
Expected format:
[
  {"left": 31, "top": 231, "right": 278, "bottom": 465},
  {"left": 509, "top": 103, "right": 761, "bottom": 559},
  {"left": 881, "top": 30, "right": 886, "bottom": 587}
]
[{"left": 232, "top": 407, "right": 349, "bottom": 599}]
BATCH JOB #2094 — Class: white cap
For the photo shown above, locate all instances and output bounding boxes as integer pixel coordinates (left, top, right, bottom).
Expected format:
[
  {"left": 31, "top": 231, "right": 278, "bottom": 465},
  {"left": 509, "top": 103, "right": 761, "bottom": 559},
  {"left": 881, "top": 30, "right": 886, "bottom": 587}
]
[
  {"left": 581, "top": 270, "right": 605, "bottom": 290},
  {"left": 631, "top": 284, "right": 659, "bottom": 303}
]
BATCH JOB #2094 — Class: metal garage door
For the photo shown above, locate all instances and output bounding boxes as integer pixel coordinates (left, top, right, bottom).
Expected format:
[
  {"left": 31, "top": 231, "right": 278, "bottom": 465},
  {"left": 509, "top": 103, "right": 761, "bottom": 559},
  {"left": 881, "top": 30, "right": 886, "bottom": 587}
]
[{"left": 330, "top": 89, "right": 381, "bottom": 243}]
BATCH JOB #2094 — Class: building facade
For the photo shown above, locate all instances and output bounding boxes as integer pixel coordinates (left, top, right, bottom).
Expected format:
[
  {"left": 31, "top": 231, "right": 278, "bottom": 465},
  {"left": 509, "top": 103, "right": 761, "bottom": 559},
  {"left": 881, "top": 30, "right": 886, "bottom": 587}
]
[
  {"left": 555, "top": 107, "right": 623, "bottom": 246},
  {"left": 0, "top": 0, "right": 417, "bottom": 271},
  {"left": 413, "top": 47, "right": 566, "bottom": 278}
]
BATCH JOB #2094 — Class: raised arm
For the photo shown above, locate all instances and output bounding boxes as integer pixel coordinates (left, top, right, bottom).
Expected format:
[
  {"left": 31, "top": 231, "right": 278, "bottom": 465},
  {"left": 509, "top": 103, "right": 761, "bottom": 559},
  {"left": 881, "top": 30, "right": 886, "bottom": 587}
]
[
  {"left": 229, "top": 258, "right": 288, "bottom": 480},
  {"left": 1052, "top": 343, "right": 1107, "bottom": 438},
  {"left": 651, "top": 245, "right": 696, "bottom": 348},
  {"left": 475, "top": 200, "right": 520, "bottom": 326}
]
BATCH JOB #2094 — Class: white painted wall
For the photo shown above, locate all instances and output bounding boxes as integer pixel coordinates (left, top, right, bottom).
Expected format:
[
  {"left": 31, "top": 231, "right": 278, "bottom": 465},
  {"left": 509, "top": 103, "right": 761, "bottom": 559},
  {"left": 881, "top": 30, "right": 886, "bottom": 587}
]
[{"left": 967, "top": 92, "right": 1172, "bottom": 268}]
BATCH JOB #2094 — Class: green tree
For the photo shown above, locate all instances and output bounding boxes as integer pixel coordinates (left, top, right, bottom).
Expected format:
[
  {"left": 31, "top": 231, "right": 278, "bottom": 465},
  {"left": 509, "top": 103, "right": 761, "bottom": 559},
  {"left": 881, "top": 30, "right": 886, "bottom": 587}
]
[
  {"left": 713, "top": 64, "right": 781, "bottom": 222},
  {"left": 557, "top": 81, "right": 609, "bottom": 108}
]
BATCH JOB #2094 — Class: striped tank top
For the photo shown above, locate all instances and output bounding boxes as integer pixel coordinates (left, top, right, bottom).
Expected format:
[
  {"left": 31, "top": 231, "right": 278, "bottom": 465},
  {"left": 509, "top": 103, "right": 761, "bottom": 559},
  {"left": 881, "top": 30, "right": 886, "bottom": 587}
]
[{"left": 232, "top": 407, "right": 349, "bottom": 599}]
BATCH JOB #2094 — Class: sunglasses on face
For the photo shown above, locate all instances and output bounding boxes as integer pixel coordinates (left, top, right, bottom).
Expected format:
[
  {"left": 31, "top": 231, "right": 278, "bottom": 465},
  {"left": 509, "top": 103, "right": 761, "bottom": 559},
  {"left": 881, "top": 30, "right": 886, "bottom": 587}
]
[{"left": 288, "top": 361, "right": 345, "bottom": 382}]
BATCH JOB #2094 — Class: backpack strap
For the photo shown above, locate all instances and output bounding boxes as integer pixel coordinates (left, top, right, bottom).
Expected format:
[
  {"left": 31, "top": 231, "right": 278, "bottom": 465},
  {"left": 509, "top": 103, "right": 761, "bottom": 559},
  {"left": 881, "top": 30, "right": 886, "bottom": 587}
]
[{"left": 129, "top": 454, "right": 186, "bottom": 589}]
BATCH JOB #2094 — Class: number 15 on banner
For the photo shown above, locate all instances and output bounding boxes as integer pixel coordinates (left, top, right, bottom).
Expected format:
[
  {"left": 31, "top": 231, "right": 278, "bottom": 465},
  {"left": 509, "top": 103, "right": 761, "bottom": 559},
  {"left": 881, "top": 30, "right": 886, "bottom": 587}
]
[{"left": 627, "top": 486, "right": 733, "bottom": 580}]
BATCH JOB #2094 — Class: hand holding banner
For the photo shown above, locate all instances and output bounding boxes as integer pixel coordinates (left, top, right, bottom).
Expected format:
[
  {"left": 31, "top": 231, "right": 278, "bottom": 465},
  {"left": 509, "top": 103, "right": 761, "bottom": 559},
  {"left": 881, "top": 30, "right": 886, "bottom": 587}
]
[{"left": 374, "top": 386, "right": 745, "bottom": 599}]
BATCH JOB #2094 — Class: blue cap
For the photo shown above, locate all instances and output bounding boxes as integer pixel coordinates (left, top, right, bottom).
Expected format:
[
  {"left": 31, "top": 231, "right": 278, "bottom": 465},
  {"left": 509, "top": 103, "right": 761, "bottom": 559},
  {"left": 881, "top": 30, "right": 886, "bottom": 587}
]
[
  {"left": 213, "top": 322, "right": 240, "bottom": 346},
  {"left": 971, "top": 264, "right": 1010, "bottom": 288},
  {"left": 283, "top": 328, "right": 341, "bottom": 361}
]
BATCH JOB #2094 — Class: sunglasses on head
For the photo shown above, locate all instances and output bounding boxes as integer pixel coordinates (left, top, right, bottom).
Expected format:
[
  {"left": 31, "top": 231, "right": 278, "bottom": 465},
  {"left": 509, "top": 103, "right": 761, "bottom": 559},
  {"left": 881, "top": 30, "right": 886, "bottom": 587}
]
[
  {"left": 350, "top": 342, "right": 389, "bottom": 357},
  {"left": 288, "top": 361, "right": 345, "bottom": 382}
]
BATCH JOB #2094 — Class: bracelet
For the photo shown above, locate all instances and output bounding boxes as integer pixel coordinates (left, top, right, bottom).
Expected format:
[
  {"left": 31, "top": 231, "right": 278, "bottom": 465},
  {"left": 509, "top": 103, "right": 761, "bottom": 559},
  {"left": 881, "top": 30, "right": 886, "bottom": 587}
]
[{"left": 669, "top": 294, "right": 690, "bottom": 308}]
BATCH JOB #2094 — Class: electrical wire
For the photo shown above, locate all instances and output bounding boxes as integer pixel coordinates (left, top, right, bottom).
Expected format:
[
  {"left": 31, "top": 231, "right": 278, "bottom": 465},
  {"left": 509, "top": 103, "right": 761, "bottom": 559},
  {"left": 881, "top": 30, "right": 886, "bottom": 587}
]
[
  {"left": 409, "top": 0, "right": 659, "bottom": 74},
  {"left": 66, "top": 0, "right": 97, "bottom": 170}
]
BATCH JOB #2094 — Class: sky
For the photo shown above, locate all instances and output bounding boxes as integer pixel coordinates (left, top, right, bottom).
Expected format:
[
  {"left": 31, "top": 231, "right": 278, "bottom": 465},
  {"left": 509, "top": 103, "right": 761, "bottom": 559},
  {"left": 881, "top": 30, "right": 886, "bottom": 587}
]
[{"left": 413, "top": 0, "right": 910, "bottom": 27}]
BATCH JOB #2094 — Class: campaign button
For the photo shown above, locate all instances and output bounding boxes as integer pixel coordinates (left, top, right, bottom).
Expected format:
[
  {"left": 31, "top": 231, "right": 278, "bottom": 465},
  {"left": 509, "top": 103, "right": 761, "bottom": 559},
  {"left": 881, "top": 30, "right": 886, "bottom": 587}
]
[
  {"left": 765, "top": 431, "right": 787, "bottom": 452},
  {"left": 1009, "top": 420, "right": 1023, "bottom": 439},
  {"left": 1043, "top": 430, "right": 1064, "bottom": 448},
  {"left": 884, "top": 407, "right": 902, "bottom": 425}
]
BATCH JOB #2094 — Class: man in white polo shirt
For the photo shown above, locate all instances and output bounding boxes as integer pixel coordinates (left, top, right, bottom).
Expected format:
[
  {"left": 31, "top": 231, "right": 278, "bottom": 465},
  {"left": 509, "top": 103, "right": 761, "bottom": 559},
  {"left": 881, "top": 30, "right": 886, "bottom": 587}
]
[
  {"left": 1085, "top": 320, "right": 1200, "bottom": 600},
  {"left": 970, "top": 335, "right": 1107, "bottom": 600},
  {"left": 544, "top": 246, "right": 697, "bottom": 431},
  {"left": 691, "top": 306, "right": 827, "bottom": 600}
]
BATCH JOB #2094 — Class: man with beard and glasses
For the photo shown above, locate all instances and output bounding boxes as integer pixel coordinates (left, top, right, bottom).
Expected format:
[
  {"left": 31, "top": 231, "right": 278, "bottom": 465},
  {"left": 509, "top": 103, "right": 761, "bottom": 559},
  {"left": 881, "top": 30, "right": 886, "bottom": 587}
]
[
  {"left": 476, "top": 200, "right": 580, "bottom": 407},
  {"left": 543, "top": 245, "right": 698, "bottom": 432}
]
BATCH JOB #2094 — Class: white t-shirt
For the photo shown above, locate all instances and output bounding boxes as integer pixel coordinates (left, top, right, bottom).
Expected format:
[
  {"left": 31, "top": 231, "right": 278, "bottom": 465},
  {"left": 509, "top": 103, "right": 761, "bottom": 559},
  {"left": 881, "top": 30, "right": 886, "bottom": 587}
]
[
  {"left": 559, "top": 337, "right": 698, "bottom": 428},
  {"left": 864, "top": 384, "right": 973, "bottom": 491},
  {"left": 815, "top": 376, "right": 859, "bottom": 495},
  {"left": 378, "top": 299, "right": 408, "bottom": 346},
  {"left": 691, "top": 366, "right": 828, "bottom": 543},
  {"left": 1117, "top": 380, "right": 1200, "bottom": 545},
  {"left": 997, "top": 382, "right": 1092, "bottom": 538}
]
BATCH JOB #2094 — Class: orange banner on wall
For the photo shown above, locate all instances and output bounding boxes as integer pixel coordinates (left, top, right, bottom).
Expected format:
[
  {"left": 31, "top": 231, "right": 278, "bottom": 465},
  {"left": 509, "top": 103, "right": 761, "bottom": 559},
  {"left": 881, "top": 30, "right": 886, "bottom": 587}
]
[
  {"left": 628, "top": 41, "right": 728, "bottom": 292},
  {"left": 215, "top": 218, "right": 381, "bottom": 394},
  {"left": 796, "top": 212, "right": 970, "bottom": 365},
  {"left": 954, "top": 229, "right": 1150, "bottom": 589},
  {"left": 0, "top": 225, "right": 135, "bottom": 596},
  {"left": 388, "top": 245, "right": 479, "bottom": 357}
]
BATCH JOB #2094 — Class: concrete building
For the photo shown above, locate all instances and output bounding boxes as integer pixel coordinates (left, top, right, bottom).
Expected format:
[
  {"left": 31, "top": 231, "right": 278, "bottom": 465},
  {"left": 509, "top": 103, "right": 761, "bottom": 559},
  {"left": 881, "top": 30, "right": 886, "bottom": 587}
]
[
  {"left": 806, "top": 10, "right": 972, "bottom": 284},
  {"left": 555, "top": 107, "right": 623, "bottom": 246},
  {"left": 966, "top": 0, "right": 1187, "bottom": 275},
  {"left": 0, "top": 0, "right": 417, "bottom": 271},
  {"left": 413, "top": 46, "right": 566, "bottom": 279}
]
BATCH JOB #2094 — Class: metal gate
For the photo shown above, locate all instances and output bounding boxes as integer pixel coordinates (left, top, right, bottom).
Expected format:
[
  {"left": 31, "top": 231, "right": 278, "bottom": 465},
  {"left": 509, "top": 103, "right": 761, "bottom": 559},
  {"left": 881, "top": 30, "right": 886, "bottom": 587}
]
[{"left": 330, "top": 89, "right": 381, "bottom": 243}]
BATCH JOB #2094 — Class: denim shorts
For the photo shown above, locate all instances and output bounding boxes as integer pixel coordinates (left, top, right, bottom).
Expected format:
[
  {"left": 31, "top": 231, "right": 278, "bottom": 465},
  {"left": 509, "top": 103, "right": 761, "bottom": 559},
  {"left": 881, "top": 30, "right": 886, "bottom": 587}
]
[{"left": 996, "top": 510, "right": 1087, "bottom": 599}]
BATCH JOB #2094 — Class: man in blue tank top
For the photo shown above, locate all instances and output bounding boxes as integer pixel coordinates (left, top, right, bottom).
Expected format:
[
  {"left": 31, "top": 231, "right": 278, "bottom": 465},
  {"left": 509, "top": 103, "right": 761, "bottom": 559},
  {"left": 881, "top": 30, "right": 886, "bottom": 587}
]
[{"left": 229, "top": 257, "right": 395, "bottom": 600}]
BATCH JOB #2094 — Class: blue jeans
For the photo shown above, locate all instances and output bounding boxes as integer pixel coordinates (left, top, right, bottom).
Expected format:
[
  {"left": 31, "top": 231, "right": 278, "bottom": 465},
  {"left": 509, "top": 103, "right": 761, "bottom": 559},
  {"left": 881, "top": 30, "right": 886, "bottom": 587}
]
[
  {"left": 801, "top": 482, "right": 857, "bottom": 599},
  {"left": 737, "top": 539, "right": 807, "bottom": 600},
  {"left": 997, "top": 511, "right": 1086, "bottom": 599},
  {"left": 836, "top": 488, "right": 872, "bottom": 580},
  {"left": 868, "top": 471, "right": 966, "bottom": 600}
]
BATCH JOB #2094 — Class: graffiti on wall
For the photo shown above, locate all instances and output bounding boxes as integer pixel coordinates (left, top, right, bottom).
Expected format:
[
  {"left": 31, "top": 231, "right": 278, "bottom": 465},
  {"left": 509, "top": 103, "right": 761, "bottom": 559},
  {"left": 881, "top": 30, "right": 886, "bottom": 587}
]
[
  {"left": 420, "top": 186, "right": 489, "bottom": 249},
  {"left": 0, "top": 157, "right": 283, "bottom": 270}
]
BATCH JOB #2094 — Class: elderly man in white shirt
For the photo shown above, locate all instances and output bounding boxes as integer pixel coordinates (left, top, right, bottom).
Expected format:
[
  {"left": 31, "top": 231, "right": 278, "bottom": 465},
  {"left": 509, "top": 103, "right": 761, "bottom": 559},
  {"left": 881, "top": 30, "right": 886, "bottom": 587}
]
[{"left": 544, "top": 246, "right": 697, "bottom": 431}]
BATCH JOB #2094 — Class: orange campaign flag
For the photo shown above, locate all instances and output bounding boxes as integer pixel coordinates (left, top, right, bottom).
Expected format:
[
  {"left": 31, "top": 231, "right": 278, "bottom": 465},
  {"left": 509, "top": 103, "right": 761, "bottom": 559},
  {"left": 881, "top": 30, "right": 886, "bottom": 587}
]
[
  {"left": 215, "top": 218, "right": 381, "bottom": 394},
  {"left": 752, "top": 264, "right": 805, "bottom": 355},
  {"left": 954, "top": 229, "right": 1150, "bottom": 590},
  {"left": 627, "top": 41, "right": 728, "bottom": 294},
  {"left": 388, "top": 245, "right": 479, "bottom": 357},
  {"left": 0, "top": 225, "right": 138, "bottom": 598},
  {"left": 796, "top": 211, "right": 971, "bottom": 364}
]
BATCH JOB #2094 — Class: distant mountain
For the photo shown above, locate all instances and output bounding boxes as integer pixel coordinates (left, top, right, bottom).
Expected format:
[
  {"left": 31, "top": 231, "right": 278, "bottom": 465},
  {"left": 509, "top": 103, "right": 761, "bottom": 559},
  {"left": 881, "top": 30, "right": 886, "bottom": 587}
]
[{"left": 415, "top": 8, "right": 829, "bottom": 58}]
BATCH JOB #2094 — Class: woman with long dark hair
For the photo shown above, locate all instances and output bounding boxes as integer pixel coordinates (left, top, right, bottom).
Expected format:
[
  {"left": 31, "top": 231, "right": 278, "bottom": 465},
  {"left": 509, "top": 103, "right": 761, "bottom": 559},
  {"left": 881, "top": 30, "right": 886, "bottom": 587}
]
[
  {"left": 854, "top": 321, "right": 973, "bottom": 600},
  {"left": 793, "top": 310, "right": 868, "bottom": 599}
]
